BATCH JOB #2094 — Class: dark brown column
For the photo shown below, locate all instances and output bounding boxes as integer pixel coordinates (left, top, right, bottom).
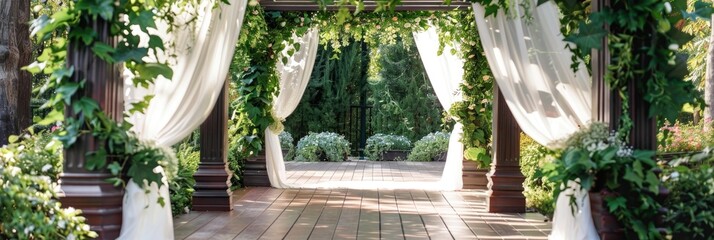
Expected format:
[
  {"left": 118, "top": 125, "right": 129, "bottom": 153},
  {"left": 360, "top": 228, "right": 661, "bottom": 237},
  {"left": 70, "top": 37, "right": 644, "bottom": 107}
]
[
  {"left": 60, "top": 19, "right": 124, "bottom": 239},
  {"left": 487, "top": 85, "right": 525, "bottom": 213},
  {"left": 193, "top": 79, "right": 233, "bottom": 211}
]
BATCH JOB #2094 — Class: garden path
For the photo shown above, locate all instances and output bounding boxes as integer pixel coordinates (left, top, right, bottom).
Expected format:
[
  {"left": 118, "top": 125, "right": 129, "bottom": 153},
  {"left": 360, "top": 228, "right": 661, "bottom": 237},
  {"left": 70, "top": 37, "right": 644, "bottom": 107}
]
[{"left": 174, "top": 161, "right": 551, "bottom": 239}]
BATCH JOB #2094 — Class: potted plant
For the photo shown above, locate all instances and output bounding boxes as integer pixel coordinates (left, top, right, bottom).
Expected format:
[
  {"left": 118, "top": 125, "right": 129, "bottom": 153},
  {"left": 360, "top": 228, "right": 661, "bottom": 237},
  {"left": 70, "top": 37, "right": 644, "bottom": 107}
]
[
  {"left": 540, "top": 123, "right": 665, "bottom": 239},
  {"left": 364, "top": 134, "right": 411, "bottom": 161},
  {"left": 407, "top": 132, "right": 450, "bottom": 162},
  {"left": 295, "top": 132, "right": 351, "bottom": 162},
  {"left": 462, "top": 147, "right": 490, "bottom": 190}
]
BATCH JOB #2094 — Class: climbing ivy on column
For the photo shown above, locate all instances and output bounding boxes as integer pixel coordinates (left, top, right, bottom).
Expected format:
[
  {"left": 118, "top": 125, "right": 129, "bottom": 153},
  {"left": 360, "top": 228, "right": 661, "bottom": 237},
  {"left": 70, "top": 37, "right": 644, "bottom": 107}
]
[{"left": 27, "top": 0, "right": 195, "bottom": 203}]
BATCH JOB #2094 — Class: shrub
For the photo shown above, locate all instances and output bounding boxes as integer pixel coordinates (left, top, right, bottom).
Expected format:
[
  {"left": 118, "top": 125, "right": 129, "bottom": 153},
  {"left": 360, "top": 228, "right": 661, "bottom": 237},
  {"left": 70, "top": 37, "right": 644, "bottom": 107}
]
[
  {"left": 663, "top": 152, "right": 714, "bottom": 239},
  {"left": 520, "top": 134, "right": 555, "bottom": 218},
  {"left": 658, "top": 120, "right": 714, "bottom": 152},
  {"left": 169, "top": 142, "right": 199, "bottom": 216},
  {"left": 1, "top": 133, "right": 96, "bottom": 239},
  {"left": 407, "top": 132, "right": 450, "bottom": 161},
  {"left": 364, "top": 134, "right": 411, "bottom": 160},
  {"left": 279, "top": 131, "right": 295, "bottom": 161},
  {"left": 295, "top": 132, "right": 350, "bottom": 162}
]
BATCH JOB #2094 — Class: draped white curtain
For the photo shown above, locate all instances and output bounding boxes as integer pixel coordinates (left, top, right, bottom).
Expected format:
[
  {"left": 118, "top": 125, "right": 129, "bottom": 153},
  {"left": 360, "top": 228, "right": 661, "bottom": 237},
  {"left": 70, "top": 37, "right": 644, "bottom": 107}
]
[
  {"left": 472, "top": 0, "right": 597, "bottom": 239},
  {"left": 265, "top": 28, "right": 320, "bottom": 188},
  {"left": 413, "top": 27, "right": 465, "bottom": 191},
  {"left": 118, "top": 0, "right": 247, "bottom": 239}
]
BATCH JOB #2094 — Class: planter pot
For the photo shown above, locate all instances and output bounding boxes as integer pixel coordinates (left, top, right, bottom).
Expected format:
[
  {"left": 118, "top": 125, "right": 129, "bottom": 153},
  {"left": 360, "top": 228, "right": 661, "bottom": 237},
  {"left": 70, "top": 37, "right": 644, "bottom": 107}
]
[
  {"left": 281, "top": 149, "right": 290, "bottom": 161},
  {"left": 462, "top": 160, "right": 488, "bottom": 190},
  {"left": 589, "top": 189, "right": 625, "bottom": 240},
  {"left": 243, "top": 152, "right": 271, "bottom": 187},
  {"left": 433, "top": 152, "right": 447, "bottom": 162},
  {"left": 380, "top": 150, "right": 409, "bottom": 161}
]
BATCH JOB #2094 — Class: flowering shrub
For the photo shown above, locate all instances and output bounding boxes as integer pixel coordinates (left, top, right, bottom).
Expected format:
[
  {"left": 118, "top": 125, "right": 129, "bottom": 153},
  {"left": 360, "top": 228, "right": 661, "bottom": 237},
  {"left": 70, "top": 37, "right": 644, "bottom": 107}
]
[
  {"left": 0, "top": 133, "right": 96, "bottom": 239},
  {"left": 295, "top": 132, "right": 350, "bottom": 162},
  {"left": 541, "top": 123, "right": 663, "bottom": 239},
  {"left": 364, "top": 134, "right": 411, "bottom": 160},
  {"left": 407, "top": 132, "right": 450, "bottom": 161},
  {"left": 279, "top": 131, "right": 295, "bottom": 161},
  {"left": 662, "top": 150, "right": 714, "bottom": 239},
  {"left": 658, "top": 120, "right": 714, "bottom": 152}
]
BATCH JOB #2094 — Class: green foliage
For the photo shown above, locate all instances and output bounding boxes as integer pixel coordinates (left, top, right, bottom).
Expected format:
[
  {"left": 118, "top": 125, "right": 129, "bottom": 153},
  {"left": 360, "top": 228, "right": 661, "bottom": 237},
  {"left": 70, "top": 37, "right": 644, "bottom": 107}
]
[
  {"left": 520, "top": 134, "right": 555, "bottom": 218},
  {"left": 658, "top": 120, "right": 714, "bottom": 152},
  {"left": 540, "top": 123, "right": 663, "bottom": 239},
  {"left": 370, "top": 39, "right": 444, "bottom": 141},
  {"left": 554, "top": 0, "right": 714, "bottom": 132},
  {"left": 279, "top": 131, "right": 296, "bottom": 161},
  {"left": 1, "top": 133, "right": 96, "bottom": 239},
  {"left": 407, "top": 132, "right": 450, "bottom": 161},
  {"left": 284, "top": 42, "right": 366, "bottom": 142},
  {"left": 364, "top": 134, "right": 412, "bottom": 160},
  {"left": 169, "top": 141, "right": 199, "bottom": 216},
  {"left": 295, "top": 132, "right": 351, "bottom": 162},
  {"left": 662, "top": 151, "right": 714, "bottom": 239},
  {"left": 27, "top": 0, "right": 193, "bottom": 202}
]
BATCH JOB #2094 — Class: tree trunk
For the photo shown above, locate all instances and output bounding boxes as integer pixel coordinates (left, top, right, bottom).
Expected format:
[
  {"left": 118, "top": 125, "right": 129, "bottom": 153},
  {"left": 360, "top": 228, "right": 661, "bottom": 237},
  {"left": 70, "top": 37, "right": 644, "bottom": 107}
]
[
  {"left": 0, "top": 0, "right": 31, "bottom": 145},
  {"left": 704, "top": 16, "right": 714, "bottom": 122}
]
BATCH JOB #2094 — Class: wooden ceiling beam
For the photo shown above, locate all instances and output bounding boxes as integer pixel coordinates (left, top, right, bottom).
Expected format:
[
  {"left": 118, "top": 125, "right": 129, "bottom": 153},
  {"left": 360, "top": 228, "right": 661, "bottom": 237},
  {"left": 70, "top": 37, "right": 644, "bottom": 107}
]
[{"left": 259, "top": 0, "right": 472, "bottom": 11}]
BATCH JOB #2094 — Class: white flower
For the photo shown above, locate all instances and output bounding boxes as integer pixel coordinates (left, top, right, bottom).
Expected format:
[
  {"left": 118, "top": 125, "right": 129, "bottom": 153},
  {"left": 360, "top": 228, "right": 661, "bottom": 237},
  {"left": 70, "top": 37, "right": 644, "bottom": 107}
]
[
  {"left": 58, "top": 220, "right": 66, "bottom": 229},
  {"left": 280, "top": 22, "right": 286, "bottom": 27},
  {"left": 42, "top": 164, "right": 52, "bottom": 172},
  {"left": 67, "top": 233, "right": 76, "bottom": 240},
  {"left": 671, "top": 171, "right": 679, "bottom": 179},
  {"left": 404, "top": 23, "right": 412, "bottom": 28},
  {"left": 664, "top": 2, "right": 672, "bottom": 14},
  {"left": 668, "top": 43, "right": 679, "bottom": 51},
  {"left": 248, "top": 0, "right": 258, "bottom": 6}
]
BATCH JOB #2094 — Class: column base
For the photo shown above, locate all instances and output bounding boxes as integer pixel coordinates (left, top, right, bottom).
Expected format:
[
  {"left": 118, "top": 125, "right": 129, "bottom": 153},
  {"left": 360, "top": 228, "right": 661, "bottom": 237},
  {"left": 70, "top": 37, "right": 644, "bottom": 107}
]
[
  {"left": 192, "top": 163, "right": 232, "bottom": 211},
  {"left": 59, "top": 172, "right": 123, "bottom": 240},
  {"left": 487, "top": 169, "right": 525, "bottom": 213}
]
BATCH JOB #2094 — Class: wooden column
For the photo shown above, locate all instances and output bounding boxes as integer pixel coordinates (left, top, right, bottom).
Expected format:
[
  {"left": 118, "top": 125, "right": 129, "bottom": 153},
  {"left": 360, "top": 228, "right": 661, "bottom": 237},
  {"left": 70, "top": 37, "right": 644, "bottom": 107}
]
[
  {"left": 193, "top": 79, "right": 233, "bottom": 211},
  {"left": 487, "top": 84, "right": 525, "bottom": 213},
  {"left": 60, "top": 19, "right": 124, "bottom": 239}
]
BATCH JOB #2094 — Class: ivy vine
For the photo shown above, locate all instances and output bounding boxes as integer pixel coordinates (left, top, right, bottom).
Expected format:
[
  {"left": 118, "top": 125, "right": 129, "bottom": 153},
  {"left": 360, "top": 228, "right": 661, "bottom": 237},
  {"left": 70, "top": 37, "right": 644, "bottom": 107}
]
[{"left": 27, "top": 0, "right": 202, "bottom": 204}]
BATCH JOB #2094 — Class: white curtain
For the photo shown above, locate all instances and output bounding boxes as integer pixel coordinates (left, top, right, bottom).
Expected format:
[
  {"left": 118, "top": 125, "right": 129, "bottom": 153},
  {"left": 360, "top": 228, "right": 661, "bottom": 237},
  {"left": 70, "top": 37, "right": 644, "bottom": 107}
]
[
  {"left": 413, "top": 27, "right": 465, "bottom": 191},
  {"left": 473, "top": 1, "right": 596, "bottom": 239},
  {"left": 265, "top": 28, "right": 320, "bottom": 188},
  {"left": 118, "top": 0, "right": 247, "bottom": 239}
]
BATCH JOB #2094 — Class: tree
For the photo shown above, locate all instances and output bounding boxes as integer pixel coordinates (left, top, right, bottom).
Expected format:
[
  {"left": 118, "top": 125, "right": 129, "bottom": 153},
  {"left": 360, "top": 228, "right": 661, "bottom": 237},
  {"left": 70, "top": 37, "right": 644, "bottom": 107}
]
[{"left": 0, "top": 0, "right": 32, "bottom": 145}]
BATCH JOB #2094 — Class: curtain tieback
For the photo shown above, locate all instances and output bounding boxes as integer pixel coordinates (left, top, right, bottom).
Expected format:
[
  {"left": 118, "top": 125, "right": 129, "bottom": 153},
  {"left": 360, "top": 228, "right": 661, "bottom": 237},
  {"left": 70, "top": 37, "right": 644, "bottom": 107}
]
[{"left": 269, "top": 109, "right": 285, "bottom": 134}]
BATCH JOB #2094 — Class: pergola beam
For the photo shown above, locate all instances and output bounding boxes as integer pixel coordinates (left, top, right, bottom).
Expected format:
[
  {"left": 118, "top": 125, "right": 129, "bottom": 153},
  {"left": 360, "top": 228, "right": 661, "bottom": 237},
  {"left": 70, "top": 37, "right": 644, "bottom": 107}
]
[{"left": 259, "top": 0, "right": 471, "bottom": 11}]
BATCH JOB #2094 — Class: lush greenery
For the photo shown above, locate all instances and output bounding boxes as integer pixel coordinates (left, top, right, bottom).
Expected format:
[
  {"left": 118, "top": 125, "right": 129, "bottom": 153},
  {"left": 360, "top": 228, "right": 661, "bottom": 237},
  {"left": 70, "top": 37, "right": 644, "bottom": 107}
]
[
  {"left": 279, "top": 131, "right": 296, "bottom": 161},
  {"left": 0, "top": 132, "right": 96, "bottom": 239},
  {"left": 295, "top": 132, "right": 351, "bottom": 162},
  {"left": 369, "top": 40, "right": 444, "bottom": 141},
  {"left": 407, "top": 132, "right": 450, "bottom": 161},
  {"left": 520, "top": 134, "right": 555, "bottom": 218},
  {"left": 284, "top": 42, "right": 368, "bottom": 144},
  {"left": 658, "top": 120, "right": 714, "bottom": 152},
  {"left": 541, "top": 123, "right": 662, "bottom": 239},
  {"left": 168, "top": 141, "right": 200, "bottom": 216},
  {"left": 662, "top": 151, "right": 714, "bottom": 239},
  {"left": 26, "top": 0, "right": 196, "bottom": 204},
  {"left": 364, "top": 134, "right": 412, "bottom": 160}
]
